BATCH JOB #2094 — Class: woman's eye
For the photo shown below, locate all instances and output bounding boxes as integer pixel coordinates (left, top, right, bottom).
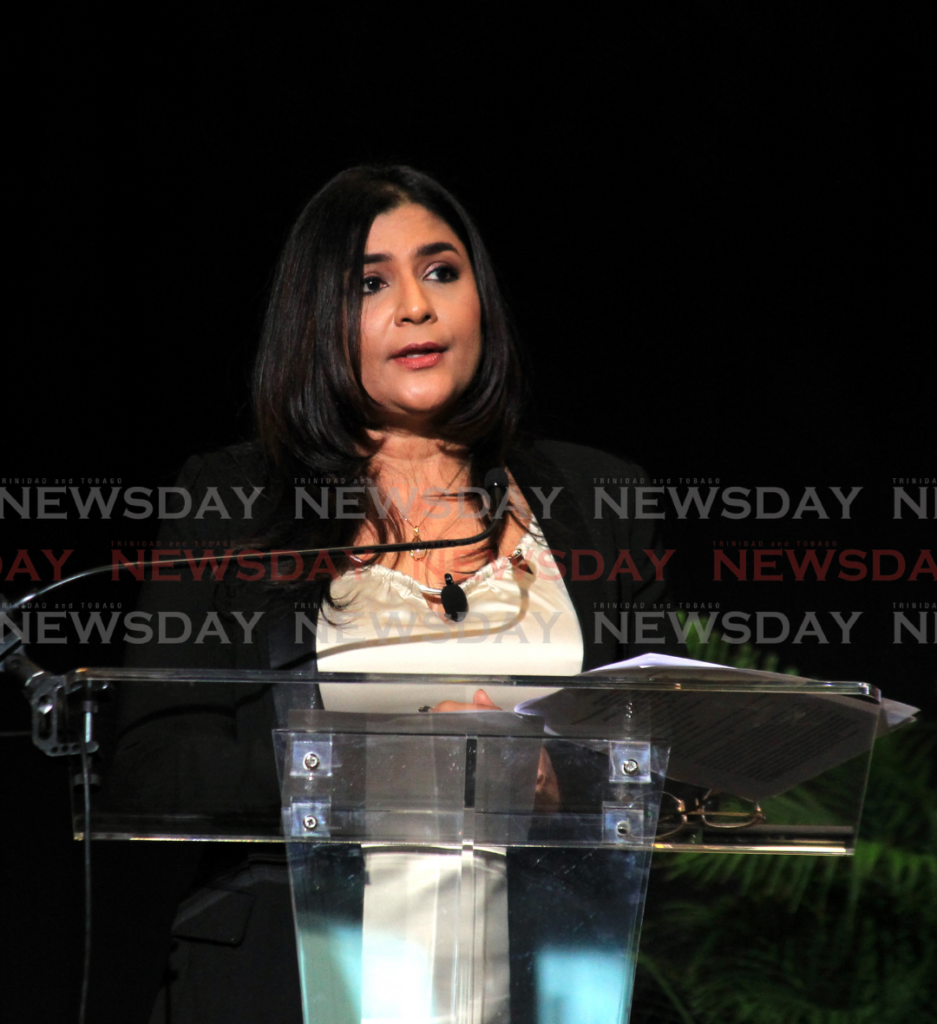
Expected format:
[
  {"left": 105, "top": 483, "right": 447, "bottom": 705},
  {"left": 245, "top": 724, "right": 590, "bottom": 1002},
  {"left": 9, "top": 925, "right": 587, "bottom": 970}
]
[
  {"left": 362, "top": 275, "right": 384, "bottom": 295},
  {"left": 426, "top": 264, "right": 459, "bottom": 283}
]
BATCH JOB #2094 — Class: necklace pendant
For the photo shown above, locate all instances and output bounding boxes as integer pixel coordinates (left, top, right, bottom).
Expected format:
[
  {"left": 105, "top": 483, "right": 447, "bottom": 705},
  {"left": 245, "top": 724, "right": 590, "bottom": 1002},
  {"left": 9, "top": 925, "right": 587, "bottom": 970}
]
[{"left": 410, "top": 526, "right": 426, "bottom": 560}]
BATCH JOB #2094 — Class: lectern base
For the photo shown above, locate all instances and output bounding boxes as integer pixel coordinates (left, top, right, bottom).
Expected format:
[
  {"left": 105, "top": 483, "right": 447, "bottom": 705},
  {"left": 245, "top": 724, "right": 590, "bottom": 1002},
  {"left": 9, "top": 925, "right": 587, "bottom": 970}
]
[{"left": 287, "top": 843, "right": 652, "bottom": 1024}]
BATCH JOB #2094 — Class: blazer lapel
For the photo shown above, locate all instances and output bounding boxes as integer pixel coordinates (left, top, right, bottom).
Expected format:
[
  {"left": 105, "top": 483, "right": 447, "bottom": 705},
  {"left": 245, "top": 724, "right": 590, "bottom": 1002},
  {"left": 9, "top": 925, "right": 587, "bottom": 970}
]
[{"left": 508, "top": 442, "right": 620, "bottom": 672}]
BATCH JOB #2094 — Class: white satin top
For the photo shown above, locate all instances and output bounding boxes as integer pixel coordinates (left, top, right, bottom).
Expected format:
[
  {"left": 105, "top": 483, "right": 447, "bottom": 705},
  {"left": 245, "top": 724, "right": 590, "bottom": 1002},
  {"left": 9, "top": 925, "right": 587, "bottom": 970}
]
[
  {"left": 315, "top": 517, "right": 584, "bottom": 676},
  {"left": 314, "top": 521, "right": 581, "bottom": 1021}
]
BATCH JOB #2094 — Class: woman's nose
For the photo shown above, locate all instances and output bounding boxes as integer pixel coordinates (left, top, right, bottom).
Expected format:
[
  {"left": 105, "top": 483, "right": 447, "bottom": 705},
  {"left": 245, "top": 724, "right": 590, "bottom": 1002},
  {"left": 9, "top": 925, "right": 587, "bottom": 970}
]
[{"left": 395, "top": 274, "right": 436, "bottom": 325}]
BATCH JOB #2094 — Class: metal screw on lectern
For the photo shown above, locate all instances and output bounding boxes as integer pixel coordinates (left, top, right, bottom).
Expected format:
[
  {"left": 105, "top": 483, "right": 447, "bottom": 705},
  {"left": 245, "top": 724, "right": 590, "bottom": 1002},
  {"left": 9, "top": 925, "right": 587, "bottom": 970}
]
[
  {"left": 621, "top": 759, "right": 640, "bottom": 776},
  {"left": 303, "top": 752, "right": 320, "bottom": 771},
  {"left": 616, "top": 820, "right": 630, "bottom": 837},
  {"left": 302, "top": 814, "right": 318, "bottom": 831}
]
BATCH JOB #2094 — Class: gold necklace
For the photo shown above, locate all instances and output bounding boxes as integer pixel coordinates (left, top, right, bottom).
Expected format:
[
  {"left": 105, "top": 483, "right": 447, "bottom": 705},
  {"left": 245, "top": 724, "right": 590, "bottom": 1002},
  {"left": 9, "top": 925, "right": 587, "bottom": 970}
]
[
  {"left": 399, "top": 499, "right": 460, "bottom": 559},
  {"left": 402, "top": 511, "right": 429, "bottom": 559},
  {"left": 394, "top": 464, "right": 468, "bottom": 560}
]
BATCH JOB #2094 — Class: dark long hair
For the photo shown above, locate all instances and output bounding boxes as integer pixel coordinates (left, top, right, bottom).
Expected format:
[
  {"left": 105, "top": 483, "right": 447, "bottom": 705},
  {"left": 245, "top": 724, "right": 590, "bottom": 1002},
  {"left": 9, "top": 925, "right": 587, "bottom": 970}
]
[{"left": 251, "top": 165, "right": 526, "bottom": 579}]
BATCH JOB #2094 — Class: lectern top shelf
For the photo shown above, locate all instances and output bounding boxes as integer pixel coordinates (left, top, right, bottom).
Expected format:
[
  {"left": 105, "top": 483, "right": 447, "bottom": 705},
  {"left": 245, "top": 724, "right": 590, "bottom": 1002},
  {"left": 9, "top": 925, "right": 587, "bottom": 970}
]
[
  {"left": 67, "top": 664, "right": 879, "bottom": 696},
  {"left": 64, "top": 663, "right": 900, "bottom": 855}
]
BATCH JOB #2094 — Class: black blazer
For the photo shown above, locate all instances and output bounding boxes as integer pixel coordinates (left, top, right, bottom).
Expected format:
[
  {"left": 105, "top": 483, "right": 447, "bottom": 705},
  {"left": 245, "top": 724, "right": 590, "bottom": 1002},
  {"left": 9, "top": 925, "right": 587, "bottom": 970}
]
[
  {"left": 115, "top": 437, "right": 679, "bottom": 789},
  {"left": 123, "top": 436, "right": 677, "bottom": 673},
  {"left": 99, "top": 438, "right": 680, "bottom": 1023},
  {"left": 113, "top": 436, "right": 680, "bottom": 815}
]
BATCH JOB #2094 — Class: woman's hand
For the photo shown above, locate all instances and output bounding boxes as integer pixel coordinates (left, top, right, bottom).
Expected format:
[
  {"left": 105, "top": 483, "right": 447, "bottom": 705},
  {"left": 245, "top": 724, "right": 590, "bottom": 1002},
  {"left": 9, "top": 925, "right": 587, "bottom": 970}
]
[
  {"left": 430, "top": 688, "right": 502, "bottom": 713},
  {"left": 533, "top": 748, "right": 560, "bottom": 813}
]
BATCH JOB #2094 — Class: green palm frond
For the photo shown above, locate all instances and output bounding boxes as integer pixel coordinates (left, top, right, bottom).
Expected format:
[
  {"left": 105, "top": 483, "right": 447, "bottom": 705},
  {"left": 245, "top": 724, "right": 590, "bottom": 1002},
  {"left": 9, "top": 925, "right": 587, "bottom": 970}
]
[{"left": 633, "top": 706, "right": 937, "bottom": 1023}]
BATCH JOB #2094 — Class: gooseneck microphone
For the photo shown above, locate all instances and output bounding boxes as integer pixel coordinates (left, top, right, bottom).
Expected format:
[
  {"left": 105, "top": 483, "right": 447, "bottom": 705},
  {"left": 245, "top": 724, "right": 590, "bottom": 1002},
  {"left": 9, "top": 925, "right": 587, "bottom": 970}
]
[{"left": 0, "top": 468, "right": 511, "bottom": 656}]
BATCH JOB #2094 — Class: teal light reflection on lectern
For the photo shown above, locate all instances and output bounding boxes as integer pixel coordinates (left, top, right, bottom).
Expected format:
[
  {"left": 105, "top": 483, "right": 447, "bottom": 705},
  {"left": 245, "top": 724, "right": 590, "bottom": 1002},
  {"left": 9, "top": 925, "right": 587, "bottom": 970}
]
[
  {"left": 536, "top": 947, "right": 630, "bottom": 1024},
  {"left": 295, "top": 921, "right": 460, "bottom": 1023},
  {"left": 294, "top": 922, "right": 362, "bottom": 1024}
]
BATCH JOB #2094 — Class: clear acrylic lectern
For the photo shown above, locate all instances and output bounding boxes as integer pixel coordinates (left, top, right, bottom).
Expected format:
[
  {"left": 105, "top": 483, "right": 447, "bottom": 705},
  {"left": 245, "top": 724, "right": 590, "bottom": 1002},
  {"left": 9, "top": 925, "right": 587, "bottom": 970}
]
[{"left": 71, "top": 668, "right": 884, "bottom": 1023}]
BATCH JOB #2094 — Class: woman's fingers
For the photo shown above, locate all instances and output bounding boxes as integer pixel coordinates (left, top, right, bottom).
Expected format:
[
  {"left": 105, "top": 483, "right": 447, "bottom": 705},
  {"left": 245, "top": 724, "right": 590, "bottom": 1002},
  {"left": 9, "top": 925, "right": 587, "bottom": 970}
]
[
  {"left": 431, "top": 689, "right": 503, "bottom": 713},
  {"left": 534, "top": 748, "right": 561, "bottom": 814}
]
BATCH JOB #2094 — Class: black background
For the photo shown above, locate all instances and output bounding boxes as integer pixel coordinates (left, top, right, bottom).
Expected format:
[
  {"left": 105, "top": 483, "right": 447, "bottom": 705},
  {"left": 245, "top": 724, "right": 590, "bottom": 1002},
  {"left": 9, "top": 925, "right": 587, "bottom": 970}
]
[{"left": 4, "top": 4, "right": 934, "bottom": 1021}]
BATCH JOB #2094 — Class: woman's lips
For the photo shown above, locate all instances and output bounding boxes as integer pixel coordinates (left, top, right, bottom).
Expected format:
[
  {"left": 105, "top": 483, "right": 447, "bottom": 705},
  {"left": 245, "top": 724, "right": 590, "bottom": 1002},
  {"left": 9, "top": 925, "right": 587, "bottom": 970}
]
[{"left": 391, "top": 345, "right": 446, "bottom": 369}]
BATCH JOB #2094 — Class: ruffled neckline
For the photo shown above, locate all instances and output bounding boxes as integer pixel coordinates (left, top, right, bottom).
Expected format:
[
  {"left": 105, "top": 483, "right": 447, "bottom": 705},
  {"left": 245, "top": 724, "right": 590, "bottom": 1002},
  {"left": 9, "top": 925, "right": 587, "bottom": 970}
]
[{"left": 339, "top": 526, "right": 545, "bottom": 604}]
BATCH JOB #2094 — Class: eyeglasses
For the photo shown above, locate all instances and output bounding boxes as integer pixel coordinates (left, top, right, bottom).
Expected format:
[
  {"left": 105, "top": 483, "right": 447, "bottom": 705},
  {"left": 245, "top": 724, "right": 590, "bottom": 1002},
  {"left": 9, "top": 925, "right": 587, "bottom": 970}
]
[{"left": 656, "top": 788, "right": 765, "bottom": 839}]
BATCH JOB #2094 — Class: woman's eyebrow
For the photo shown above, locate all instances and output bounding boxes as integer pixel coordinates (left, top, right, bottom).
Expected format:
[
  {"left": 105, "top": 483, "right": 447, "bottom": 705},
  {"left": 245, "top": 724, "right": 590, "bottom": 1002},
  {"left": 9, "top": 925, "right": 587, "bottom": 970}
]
[
  {"left": 416, "top": 241, "right": 458, "bottom": 258},
  {"left": 363, "top": 241, "right": 459, "bottom": 265}
]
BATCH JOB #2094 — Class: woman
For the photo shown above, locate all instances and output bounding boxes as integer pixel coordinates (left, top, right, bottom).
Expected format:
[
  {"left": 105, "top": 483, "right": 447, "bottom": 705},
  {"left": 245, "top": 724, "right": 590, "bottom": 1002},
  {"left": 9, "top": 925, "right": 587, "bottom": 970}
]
[
  {"left": 108, "top": 165, "right": 679, "bottom": 1022},
  {"left": 255, "top": 168, "right": 579, "bottom": 681}
]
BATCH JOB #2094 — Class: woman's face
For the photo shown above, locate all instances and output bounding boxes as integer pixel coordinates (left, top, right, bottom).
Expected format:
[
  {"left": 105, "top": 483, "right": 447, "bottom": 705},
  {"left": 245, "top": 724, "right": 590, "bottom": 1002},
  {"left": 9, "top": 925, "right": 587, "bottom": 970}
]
[{"left": 358, "top": 203, "right": 482, "bottom": 431}]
